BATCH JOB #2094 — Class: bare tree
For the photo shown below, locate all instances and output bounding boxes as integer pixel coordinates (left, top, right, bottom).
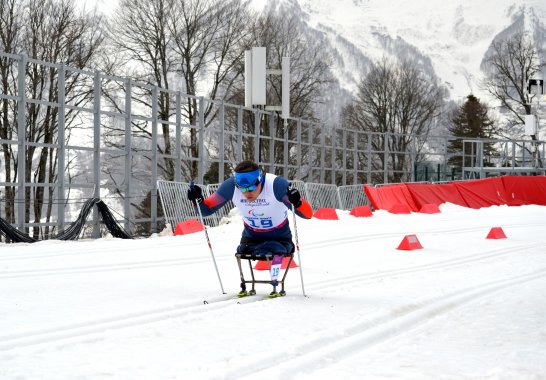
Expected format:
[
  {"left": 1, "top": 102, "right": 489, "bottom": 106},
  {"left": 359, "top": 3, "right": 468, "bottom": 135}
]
[
  {"left": 223, "top": 5, "right": 334, "bottom": 178},
  {"left": 342, "top": 58, "right": 445, "bottom": 183},
  {"left": 105, "top": 0, "right": 177, "bottom": 195},
  {"left": 106, "top": 0, "right": 250, "bottom": 178},
  {"left": 168, "top": 0, "right": 250, "bottom": 177},
  {"left": 0, "top": 0, "right": 23, "bottom": 225},
  {"left": 482, "top": 31, "right": 545, "bottom": 133},
  {"left": 104, "top": 0, "right": 251, "bottom": 232},
  {"left": 0, "top": 0, "right": 105, "bottom": 238}
]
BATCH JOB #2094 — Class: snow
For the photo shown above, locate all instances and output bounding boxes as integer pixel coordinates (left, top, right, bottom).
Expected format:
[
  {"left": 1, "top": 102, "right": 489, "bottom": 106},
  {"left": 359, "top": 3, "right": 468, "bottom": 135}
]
[
  {"left": 2, "top": 203, "right": 546, "bottom": 379},
  {"left": 298, "top": 0, "right": 535, "bottom": 100},
  {"left": 75, "top": 0, "right": 546, "bottom": 103}
]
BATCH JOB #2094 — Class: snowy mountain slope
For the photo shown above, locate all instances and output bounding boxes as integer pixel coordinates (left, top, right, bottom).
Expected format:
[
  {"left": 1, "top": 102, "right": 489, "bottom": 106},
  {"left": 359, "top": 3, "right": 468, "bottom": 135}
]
[
  {"left": 84, "top": 0, "right": 545, "bottom": 125},
  {"left": 288, "top": 0, "right": 546, "bottom": 101}
]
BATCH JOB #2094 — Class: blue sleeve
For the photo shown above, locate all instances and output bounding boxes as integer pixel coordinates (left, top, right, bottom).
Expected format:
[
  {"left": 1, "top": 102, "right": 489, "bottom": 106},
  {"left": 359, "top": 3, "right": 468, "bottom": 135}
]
[
  {"left": 273, "top": 176, "right": 290, "bottom": 204},
  {"left": 196, "top": 178, "right": 236, "bottom": 216},
  {"left": 273, "top": 176, "right": 312, "bottom": 219}
]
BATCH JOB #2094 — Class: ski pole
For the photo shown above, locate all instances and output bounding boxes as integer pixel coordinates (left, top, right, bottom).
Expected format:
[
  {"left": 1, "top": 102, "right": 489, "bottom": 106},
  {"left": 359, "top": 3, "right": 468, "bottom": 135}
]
[
  {"left": 190, "top": 181, "right": 226, "bottom": 294},
  {"left": 291, "top": 203, "right": 307, "bottom": 297}
]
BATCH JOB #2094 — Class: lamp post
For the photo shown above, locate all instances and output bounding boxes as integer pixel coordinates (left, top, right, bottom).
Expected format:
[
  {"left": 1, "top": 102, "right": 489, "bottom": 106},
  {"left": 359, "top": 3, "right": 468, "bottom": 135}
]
[{"left": 526, "top": 78, "right": 544, "bottom": 171}]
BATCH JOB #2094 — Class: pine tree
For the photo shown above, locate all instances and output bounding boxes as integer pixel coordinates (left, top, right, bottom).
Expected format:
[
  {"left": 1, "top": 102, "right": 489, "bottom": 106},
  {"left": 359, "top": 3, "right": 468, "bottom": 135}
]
[{"left": 447, "top": 95, "right": 497, "bottom": 169}]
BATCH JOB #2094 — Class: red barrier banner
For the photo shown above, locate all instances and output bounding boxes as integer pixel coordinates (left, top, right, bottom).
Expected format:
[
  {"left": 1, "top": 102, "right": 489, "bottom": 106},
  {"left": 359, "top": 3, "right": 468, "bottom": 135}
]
[
  {"left": 364, "top": 176, "right": 546, "bottom": 212},
  {"left": 501, "top": 176, "right": 546, "bottom": 206},
  {"left": 407, "top": 183, "right": 467, "bottom": 209},
  {"left": 452, "top": 177, "right": 510, "bottom": 209},
  {"left": 364, "top": 184, "right": 419, "bottom": 211}
]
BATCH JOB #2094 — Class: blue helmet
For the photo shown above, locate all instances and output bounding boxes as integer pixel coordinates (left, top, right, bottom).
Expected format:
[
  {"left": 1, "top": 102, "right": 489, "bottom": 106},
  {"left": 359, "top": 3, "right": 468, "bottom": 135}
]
[{"left": 234, "top": 168, "right": 262, "bottom": 192}]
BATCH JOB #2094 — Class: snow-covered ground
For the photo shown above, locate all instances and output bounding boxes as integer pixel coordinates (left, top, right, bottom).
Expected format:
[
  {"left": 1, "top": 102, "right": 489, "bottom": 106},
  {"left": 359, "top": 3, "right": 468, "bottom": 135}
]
[{"left": 1, "top": 203, "right": 546, "bottom": 379}]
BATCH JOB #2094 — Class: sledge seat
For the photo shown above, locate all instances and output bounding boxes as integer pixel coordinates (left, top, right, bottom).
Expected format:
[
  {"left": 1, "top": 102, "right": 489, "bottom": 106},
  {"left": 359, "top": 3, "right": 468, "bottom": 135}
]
[
  {"left": 236, "top": 250, "right": 293, "bottom": 260},
  {"left": 235, "top": 246, "right": 294, "bottom": 295}
]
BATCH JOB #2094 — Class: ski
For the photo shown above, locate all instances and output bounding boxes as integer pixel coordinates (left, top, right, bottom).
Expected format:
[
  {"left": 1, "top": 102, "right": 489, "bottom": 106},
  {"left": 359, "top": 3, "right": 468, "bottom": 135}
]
[{"left": 203, "top": 292, "right": 283, "bottom": 305}]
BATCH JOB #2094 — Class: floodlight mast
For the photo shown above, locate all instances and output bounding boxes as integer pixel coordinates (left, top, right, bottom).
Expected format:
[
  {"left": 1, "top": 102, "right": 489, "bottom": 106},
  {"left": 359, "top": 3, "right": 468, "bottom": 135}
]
[
  {"left": 526, "top": 78, "right": 544, "bottom": 171},
  {"left": 244, "top": 47, "right": 290, "bottom": 122}
]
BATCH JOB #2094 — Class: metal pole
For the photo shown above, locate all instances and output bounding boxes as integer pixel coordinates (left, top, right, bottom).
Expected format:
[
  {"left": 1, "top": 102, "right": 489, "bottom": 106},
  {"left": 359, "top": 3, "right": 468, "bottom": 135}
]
[
  {"left": 269, "top": 112, "right": 275, "bottom": 173},
  {"left": 57, "top": 63, "right": 66, "bottom": 232},
  {"left": 283, "top": 119, "right": 288, "bottom": 178},
  {"left": 17, "top": 54, "right": 26, "bottom": 231},
  {"left": 291, "top": 203, "right": 307, "bottom": 297},
  {"left": 237, "top": 106, "right": 243, "bottom": 162},
  {"left": 342, "top": 128, "right": 347, "bottom": 185},
  {"left": 308, "top": 122, "right": 313, "bottom": 181},
  {"left": 124, "top": 79, "right": 132, "bottom": 233},
  {"left": 296, "top": 118, "right": 302, "bottom": 176},
  {"left": 384, "top": 133, "right": 389, "bottom": 184},
  {"left": 331, "top": 127, "right": 336, "bottom": 185},
  {"left": 366, "top": 133, "right": 372, "bottom": 184},
  {"left": 190, "top": 182, "right": 225, "bottom": 294},
  {"left": 92, "top": 70, "right": 101, "bottom": 238},
  {"left": 175, "top": 92, "right": 181, "bottom": 182},
  {"left": 151, "top": 85, "right": 158, "bottom": 233},
  {"left": 320, "top": 125, "right": 325, "bottom": 183},
  {"left": 219, "top": 101, "right": 225, "bottom": 181},
  {"left": 254, "top": 109, "right": 260, "bottom": 164},
  {"left": 198, "top": 97, "right": 205, "bottom": 183}
]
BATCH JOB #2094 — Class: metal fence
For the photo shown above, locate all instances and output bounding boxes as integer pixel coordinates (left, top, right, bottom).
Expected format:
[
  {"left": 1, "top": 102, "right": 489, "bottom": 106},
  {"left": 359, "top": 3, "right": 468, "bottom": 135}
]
[
  {"left": 157, "top": 180, "right": 370, "bottom": 230},
  {"left": 1, "top": 52, "right": 544, "bottom": 239}
]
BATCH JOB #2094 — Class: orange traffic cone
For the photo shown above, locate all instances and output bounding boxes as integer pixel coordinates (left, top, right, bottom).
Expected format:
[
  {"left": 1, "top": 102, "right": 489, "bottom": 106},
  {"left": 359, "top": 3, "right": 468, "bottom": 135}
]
[
  {"left": 486, "top": 227, "right": 507, "bottom": 239},
  {"left": 173, "top": 219, "right": 204, "bottom": 235},
  {"left": 350, "top": 205, "right": 373, "bottom": 217},
  {"left": 397, "top": 234, "right": 423, "bottom": 250},
  {"left": 313, "top": 208, "right": 339, "bottom": 220}
]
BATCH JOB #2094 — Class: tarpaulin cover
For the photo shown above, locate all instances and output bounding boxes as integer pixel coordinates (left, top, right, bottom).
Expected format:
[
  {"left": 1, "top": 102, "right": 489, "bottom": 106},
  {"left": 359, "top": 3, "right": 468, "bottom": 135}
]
[
  {"left": 364, "top": 176, "right": 546, "bottom": 211},
  {"left": 406, "top": 183, "right": 468, "bottom": 209},
  {"left": 451, "top": 177, "right": 510, "bottom": 209},
  {"left": 501, "top": 176, "right": 546, "bottom": 206},
  {"left": 364, "top": 184, "right": 419, "bottom": 212}
]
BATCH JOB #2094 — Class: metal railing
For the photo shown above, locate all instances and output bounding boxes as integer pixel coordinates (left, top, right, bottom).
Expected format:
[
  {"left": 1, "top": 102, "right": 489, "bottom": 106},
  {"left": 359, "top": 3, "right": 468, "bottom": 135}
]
[
  {"left": 462, "top": 139, "right": 546, "bottom": 179},
  {"left": 1, "top": 51, "right": 544, "bottom": 238},
  {"left": 157, "top": 180, "right": 371, "bottom": 229}
]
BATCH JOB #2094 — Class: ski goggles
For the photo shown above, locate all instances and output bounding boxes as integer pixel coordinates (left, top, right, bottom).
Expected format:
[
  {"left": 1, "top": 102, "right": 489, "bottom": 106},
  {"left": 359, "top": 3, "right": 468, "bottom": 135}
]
[{"left": 234, "top": 169, "right": 262, "bottom": 192}]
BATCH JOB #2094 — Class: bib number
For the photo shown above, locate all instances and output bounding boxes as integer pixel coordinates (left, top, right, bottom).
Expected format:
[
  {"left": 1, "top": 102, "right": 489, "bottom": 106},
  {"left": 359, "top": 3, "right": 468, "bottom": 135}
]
[{"left": 247, "top": 219, "right": 274, "bottom": 228}]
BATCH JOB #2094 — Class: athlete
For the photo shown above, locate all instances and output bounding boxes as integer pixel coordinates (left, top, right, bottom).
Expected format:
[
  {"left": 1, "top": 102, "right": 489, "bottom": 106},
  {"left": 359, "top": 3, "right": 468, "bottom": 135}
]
[{"left": 187, "top": 160, "right": 313, "bottom": 297}]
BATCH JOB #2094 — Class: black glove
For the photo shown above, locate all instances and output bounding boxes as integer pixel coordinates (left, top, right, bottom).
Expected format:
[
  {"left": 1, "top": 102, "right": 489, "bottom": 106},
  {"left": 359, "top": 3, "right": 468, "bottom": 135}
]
[
  {"left": 287, "top": 186, "right": 302, "bottom": 208},
  {"left": 187, "top": 184, "right": 204, "bottom": 205}
]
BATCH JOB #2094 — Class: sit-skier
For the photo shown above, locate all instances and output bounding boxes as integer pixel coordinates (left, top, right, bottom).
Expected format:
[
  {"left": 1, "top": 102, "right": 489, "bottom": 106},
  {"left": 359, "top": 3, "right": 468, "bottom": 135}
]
[{"left": 187, "top": 160, "right": 312, "bottom": 297}]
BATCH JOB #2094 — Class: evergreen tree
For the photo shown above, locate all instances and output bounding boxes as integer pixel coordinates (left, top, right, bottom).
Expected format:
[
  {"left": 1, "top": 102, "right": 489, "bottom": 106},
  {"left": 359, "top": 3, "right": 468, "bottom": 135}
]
[{"left": 447, "top": 94, "right": 497, "bottom": 169}]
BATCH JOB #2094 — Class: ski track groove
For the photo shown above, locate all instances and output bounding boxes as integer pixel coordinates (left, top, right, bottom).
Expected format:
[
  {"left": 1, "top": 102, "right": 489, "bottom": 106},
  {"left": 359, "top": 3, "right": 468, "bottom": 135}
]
[
  {"left": 0, "top": 222, "right": 525, "bottom": 280},
  {"left": 0, "top": 294, "right": 268, "bottom": 352},
  {"left": 0, "top": 239, "right": 210, "bottom": 262},
  {"left": 0, "top": 241, "right": 530, "bottom": 352},
  {"left": 223, "top": 267, "right": 546, "bottom": 380},
  {"left": 301, "top": 243, "right": 529, "bottom": 293},
  {"left": 0, "top": 255, "right": 231, "bottom": 279}
]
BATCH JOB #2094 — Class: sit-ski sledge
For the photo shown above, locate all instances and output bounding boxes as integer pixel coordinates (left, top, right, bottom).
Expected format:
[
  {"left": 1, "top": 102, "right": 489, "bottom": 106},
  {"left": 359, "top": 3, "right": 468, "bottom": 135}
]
[{"left": 235, "top": 248, "right": 295, "bottom": 298}]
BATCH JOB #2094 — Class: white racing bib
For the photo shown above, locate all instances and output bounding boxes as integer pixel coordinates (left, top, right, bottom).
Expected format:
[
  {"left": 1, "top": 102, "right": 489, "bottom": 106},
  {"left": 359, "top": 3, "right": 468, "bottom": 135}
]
[{"left": 233, "top": 174, "right": 288, "bottom": 231}]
